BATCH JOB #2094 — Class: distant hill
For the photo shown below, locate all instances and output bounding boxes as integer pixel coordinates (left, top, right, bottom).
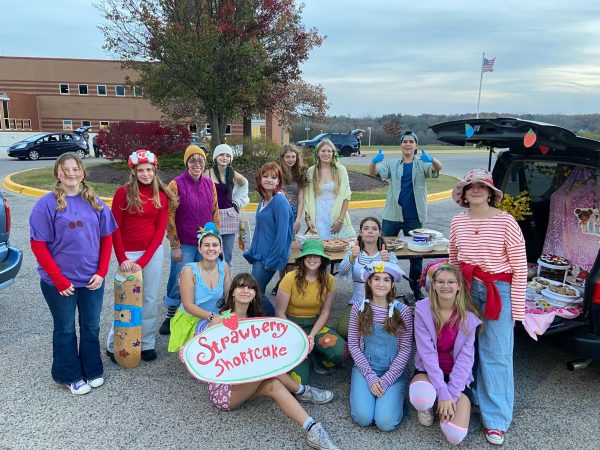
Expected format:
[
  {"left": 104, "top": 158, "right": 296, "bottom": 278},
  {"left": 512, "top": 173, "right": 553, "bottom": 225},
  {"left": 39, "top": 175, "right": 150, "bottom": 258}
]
[{"left": 290, "top": 112, "right": 600, "bottom": 146}]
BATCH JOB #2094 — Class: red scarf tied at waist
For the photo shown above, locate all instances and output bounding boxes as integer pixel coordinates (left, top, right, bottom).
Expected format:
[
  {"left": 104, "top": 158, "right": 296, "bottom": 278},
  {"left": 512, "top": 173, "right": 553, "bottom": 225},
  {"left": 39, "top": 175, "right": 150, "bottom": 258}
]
[{"left": 460, "top": 263, "right": 512, "bottom": 320}]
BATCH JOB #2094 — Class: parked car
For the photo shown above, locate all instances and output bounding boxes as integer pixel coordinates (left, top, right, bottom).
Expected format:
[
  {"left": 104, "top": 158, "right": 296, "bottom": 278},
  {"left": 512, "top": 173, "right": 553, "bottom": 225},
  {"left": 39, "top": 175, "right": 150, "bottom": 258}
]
[
  {"left": 297, "top": 132, "right": 360, "bottom": 157},
  {"left": 431, "top": 117, "right": 600, "bottom": 366},
  {"left": 0, "top": 192, "right": 23, "bottom": 291},
  {"left": 6, "top": 132, "right": 89, "bottom": 161}
]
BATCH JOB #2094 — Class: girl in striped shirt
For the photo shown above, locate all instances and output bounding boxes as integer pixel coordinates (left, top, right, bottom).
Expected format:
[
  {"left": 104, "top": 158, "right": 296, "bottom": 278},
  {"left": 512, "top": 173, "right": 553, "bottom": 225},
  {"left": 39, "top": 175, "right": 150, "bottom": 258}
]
[
  {"left": 449, "top": 168, "right": 527, "bottom": 446},
  {"left": 348, "top": 261, "right": 413, "bottom": 432},
  {"left": 337, "top": 216, "right": 401, "bottom": 339}
]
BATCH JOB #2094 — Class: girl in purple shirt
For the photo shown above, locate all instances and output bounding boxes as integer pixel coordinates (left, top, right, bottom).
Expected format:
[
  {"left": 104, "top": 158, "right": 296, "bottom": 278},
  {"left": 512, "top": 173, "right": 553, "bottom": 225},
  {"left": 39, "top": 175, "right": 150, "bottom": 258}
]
[
  {"left": 410, "top": 263, "right": 482, "bottom": 445},
  {"left": 348, "top": 261, "right": 413, "bottom": 432}
]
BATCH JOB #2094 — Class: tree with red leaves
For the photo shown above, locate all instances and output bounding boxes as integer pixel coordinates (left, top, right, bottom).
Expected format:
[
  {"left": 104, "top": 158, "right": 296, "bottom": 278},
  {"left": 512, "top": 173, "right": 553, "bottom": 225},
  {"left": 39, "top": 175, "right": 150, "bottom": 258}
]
[
  {"left": 96, "top": 121, "right": 190, "bottom": 161},
  {"left": 98, "top": 0, "right": 324, "bottom": 146}
]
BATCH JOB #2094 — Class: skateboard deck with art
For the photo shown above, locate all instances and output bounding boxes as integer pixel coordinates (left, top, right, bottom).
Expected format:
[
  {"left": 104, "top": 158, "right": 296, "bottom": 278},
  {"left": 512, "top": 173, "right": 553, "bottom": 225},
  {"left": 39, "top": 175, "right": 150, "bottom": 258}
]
[{"left": 113, "top": 271, "right": 143, "bottom": 368}]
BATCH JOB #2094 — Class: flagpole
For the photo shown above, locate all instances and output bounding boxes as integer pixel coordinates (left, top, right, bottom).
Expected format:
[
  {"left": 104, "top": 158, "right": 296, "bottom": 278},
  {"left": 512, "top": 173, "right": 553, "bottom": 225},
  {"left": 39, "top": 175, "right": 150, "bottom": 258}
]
[{"left": 476, "top": 52, "right": 484, "bottom": 119}]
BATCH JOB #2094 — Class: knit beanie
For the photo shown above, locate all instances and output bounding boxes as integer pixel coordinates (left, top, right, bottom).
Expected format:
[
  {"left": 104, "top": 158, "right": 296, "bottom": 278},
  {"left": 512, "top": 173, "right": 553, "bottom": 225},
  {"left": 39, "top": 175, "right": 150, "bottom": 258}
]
[
  {"left": 213, "top": 144, "right": 234, "bottom": 162},
  {"left": 184, "top": 145, "right": 206, "bottom": 165}
]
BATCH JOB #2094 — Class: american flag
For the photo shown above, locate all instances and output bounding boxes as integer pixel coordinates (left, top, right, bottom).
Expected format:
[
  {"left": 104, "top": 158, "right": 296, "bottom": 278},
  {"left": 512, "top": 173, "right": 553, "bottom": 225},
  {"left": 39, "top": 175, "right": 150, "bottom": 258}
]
[{"left": 482, "top": 57, "right": 496, "bottom": 73}]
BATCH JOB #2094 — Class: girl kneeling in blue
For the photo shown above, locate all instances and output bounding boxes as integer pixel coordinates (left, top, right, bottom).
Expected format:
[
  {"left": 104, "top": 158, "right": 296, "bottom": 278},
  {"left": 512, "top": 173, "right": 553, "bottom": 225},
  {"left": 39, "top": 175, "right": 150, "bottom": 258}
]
[
  {"left": 348, "top": 262, "right": 413, "bottom": 431},
  {"left": 409, "top": 263, "right": 482, "bottom": 445}
]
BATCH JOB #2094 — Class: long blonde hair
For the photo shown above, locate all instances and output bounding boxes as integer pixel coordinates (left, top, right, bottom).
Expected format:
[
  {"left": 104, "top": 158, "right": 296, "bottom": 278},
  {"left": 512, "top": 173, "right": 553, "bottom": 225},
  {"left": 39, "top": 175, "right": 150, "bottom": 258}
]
[
  {"left": 312, "top": 139, "right": 341, "bottom": 196},
  {"left": 358, "top": 274, "right": 405, "bottom": 336},
  {"left": 429, "top": 263, "right": 482, "bottom": 335},
  {"left": 53, "top": 153, "right": 102, "bottom": 212},
  {"left": 124, "top": 165, "right": 177, "bottom": 214}
]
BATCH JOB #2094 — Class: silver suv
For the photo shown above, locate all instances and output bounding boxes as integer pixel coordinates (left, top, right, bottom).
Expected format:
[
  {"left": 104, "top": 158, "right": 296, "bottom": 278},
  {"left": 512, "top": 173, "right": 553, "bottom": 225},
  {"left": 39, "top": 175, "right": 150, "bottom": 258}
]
[{"left": 0, "top": 193, "right": 23, "bottom": 290}]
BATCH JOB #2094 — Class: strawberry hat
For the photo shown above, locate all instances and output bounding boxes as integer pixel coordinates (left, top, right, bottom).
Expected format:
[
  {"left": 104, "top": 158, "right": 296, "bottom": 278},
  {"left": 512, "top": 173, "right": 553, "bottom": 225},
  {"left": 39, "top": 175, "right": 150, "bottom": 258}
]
[
  {"left": 128, "top": 149, "right": 158, "bottom": 169},
  {"left": 452, "top": 168, "right": 503, "bottom": 207}
]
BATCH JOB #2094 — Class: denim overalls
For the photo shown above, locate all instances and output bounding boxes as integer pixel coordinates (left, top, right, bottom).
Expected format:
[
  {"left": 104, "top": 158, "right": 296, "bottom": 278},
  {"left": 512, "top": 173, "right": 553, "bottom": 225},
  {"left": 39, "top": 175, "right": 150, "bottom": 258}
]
[{"left": 350, "top": 321, "right": 409, "bottom": 431}]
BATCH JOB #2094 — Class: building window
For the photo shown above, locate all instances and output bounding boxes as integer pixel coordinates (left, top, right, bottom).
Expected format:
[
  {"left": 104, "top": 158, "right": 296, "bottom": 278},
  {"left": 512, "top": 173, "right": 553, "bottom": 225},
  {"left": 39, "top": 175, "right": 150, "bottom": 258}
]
[
  {"left": 63, "top": 120, "right": 73, "bottom": 131},
  {"left": 189, "top": 123, "right": 198, "bottom": 134},
  {"left": 115, "top": 85, "right": 125, "bottom": 96},
  {"left": 133, "top": 86, "right": 143, "bottom": 97},
  {"left": 204, "top": 123, "right": 231, "bottom": 135},
  {"left": 97, "top": 85, "right": 107, "bottom": 96},
  {"left": 81, "top": 120, "right": 92, "bottom": 127},
  {"left": 59, "top": 83, "right": 70, "bottom": 94},
  {"left": 100, "top": 121, "right": 110, "bottom": 129}
]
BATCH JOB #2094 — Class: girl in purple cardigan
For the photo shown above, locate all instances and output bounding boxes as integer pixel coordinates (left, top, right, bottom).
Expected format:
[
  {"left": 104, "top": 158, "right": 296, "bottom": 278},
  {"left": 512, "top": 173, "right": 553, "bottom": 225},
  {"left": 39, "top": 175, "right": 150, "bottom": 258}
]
[
  {"left": 348, "top": 261, "right": 413, "bottom": 432},
  {"left": 410, "top": 263, "right": 482, "bottom": 445}
]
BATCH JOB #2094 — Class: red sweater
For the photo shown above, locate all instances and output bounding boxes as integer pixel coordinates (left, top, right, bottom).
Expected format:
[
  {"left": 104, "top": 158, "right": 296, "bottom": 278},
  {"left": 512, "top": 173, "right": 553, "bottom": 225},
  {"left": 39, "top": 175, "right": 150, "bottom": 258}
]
[{"left": 111, "top": 184, "right": 169, "bottom": 268}]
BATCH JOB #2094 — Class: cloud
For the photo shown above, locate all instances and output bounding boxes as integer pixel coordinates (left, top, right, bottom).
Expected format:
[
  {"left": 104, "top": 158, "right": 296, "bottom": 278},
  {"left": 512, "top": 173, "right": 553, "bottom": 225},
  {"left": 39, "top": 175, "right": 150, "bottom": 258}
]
[{"left": 2, "top": 0, "right": 600, "bottom": 115}]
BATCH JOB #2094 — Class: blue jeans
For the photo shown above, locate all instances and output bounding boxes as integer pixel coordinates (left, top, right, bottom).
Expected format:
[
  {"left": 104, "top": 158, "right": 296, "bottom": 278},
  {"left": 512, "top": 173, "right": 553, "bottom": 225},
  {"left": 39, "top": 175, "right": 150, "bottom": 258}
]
[
  {"left": 381, "top": 218, "right": 423, "bottom": 292},
  {"left": 471, "top": 279, "right": 514, "bottom": 431},
  {"left": 350, "top": 322, "right": 409, "bottom": 431},
  {"left": 251, "top": 260, "right": 276, "bottom": 316},
  {"left": 163, "top": 244, "right": 201, "bottom": 308},
  {"left": 221, "top": 233, "right": 235, "bottom": 267},
  {"left": 41, "top": 280, "right": 104, "bottom": 384}
]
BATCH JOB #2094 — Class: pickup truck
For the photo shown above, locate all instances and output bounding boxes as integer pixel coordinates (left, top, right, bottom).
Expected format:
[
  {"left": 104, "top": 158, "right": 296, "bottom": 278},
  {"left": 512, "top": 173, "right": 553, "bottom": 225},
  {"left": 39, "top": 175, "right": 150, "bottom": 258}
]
[{"left": 0, "top": 192, "right": 23, "bottom": 290}]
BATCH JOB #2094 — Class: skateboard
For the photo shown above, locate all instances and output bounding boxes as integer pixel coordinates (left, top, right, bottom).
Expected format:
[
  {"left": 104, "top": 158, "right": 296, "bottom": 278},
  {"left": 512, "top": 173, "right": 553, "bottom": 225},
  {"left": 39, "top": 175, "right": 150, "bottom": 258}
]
[{"left": 113, "top": 270, "right": 143, "bottom": 368}]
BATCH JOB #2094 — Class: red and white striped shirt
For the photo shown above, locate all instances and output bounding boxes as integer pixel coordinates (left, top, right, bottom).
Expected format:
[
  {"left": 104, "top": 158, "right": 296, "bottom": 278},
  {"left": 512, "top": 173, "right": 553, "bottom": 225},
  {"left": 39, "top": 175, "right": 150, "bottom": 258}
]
[{"left": 449, "top": 211, "right": 527, "bottom": 321}]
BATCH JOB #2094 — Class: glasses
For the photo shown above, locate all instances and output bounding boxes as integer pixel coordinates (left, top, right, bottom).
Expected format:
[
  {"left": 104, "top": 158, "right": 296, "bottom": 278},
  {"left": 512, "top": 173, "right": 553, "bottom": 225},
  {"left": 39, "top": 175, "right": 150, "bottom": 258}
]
[
  {"left": 68, "top": 220, "right": 83, "bottom": 229},
  {"left": 434, "top": 280, "right": 457, "bottom": 286},
  {"left": 188, "top": 157, "right": 205, "bottom": 165}
]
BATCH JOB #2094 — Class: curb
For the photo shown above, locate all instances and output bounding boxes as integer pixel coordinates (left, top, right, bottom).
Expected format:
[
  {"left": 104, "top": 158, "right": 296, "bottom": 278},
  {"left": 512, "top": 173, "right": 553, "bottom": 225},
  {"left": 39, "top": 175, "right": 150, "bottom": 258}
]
[
  {"left": 3, "top": 171, "right": 114, "bottom": 206},
  {"left": 2, "top": 170, "right": 452, "bottom": 211}
]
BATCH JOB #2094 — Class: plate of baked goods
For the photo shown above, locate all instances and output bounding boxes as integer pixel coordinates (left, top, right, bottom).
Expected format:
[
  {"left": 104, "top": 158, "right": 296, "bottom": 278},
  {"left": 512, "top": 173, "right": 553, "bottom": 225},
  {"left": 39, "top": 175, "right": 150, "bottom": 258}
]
[
  {"left": 408, "top": 228, "right": 444, "bottom": 239},
  {"left": 541, "top": 283, "right": 580, "bottom": 300},
  {"left": 384, "top": 238, "right": 406, "bottom": 250},
  {"left": 321, "top": 239, "right": 350, "bottom": 253}
]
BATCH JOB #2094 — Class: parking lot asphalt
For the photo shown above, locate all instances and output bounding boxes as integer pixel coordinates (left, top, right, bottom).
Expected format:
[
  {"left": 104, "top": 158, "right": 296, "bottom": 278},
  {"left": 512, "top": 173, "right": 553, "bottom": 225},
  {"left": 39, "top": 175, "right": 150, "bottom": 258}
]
[{"left": 1, "top": 187, "right": 599, "bottom": 450}]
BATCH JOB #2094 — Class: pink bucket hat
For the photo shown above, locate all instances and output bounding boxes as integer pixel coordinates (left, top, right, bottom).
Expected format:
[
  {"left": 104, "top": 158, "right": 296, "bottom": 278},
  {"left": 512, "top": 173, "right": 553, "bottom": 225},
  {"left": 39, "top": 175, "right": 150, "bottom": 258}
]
[{"left": 452, "top": 168, "right": 503, "bottom": 207}]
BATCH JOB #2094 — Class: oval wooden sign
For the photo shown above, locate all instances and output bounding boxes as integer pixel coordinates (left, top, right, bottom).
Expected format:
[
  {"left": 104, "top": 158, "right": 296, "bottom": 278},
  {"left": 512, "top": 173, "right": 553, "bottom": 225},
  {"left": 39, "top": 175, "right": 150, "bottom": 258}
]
[{"left": 181, "top": 317, "right": 309, "bottom": 385}]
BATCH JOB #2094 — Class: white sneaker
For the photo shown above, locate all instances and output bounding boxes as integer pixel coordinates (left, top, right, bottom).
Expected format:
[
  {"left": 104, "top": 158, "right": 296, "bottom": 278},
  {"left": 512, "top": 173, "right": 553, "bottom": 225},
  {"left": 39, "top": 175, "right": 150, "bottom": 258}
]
[
  {"left": 66, "top": 380, "right": 91, "bottom": 395},
  {"left": 88, "top": 377, "right": 104, "bottom": 388},
  {"left": 417, "top": 408, "right": 434, "bottom": 426},
  {"left": 295, "top": 385, "right": 334, "bottom": 404},
  {"left": 307, "top": 423, "right": 339, "bottom": 450},
  {"left": 485, "top": 429, "right": 505, "bottom": 445}
]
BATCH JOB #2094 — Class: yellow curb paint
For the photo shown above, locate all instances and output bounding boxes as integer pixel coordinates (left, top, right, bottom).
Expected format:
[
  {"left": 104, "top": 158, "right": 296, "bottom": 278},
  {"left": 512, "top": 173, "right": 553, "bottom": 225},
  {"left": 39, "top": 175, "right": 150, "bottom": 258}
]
[
  {"left": 3, "top": 171, "right": 451, "bottom": 211},
  {"left": 3, "top": 171, "right": 113, "bottom": 206}
]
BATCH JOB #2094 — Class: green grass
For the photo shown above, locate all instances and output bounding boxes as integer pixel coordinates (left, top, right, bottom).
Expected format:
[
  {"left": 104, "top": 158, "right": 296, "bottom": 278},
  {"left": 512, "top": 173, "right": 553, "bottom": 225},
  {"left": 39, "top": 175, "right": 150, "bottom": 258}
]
[
  {"left": 12, "top": 159, "right": 458, "bottom": 201},
  {"left": 11, "top": 165, "right": 119, "bottom": 197}
]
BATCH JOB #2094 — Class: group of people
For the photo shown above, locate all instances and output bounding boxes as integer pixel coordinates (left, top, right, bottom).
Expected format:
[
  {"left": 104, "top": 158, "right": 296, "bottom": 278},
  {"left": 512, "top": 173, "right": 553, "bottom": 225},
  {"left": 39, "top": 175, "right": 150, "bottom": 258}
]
[{"left": 28, "top": 130, "right": 527, "bottom": 448}]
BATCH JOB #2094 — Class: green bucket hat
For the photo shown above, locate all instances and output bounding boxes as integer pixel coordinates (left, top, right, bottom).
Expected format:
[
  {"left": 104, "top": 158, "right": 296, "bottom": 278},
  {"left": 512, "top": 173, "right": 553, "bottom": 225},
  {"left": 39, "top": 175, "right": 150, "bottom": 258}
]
[{"left": 296, "top": 239, "right": 330, "bottom": 264}]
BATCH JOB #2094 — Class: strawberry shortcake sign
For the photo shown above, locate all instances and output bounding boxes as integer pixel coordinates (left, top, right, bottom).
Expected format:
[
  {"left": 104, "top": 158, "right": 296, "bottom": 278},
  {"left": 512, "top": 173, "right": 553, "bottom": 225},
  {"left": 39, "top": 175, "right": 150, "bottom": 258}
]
[{"left": 181, "top": 313, "right": 310, "bottom": 384}]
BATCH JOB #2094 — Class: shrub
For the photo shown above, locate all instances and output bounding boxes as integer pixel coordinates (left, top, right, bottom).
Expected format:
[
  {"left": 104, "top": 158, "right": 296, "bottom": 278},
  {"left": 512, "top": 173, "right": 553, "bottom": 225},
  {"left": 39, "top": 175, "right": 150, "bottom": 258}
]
[
  {"left": 97, "top": 121, "right": 190, "bottom": 161},
  {"left": 225, "top": 137, "right": 283, "bottom": 175}
]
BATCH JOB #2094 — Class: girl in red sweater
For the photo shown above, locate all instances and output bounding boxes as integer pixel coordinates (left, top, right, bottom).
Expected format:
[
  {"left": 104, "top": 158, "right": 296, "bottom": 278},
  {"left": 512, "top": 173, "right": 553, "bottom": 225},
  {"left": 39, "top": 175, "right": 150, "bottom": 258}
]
[{"left": 106, "top": 149, "right": 177, "bottom": 363}]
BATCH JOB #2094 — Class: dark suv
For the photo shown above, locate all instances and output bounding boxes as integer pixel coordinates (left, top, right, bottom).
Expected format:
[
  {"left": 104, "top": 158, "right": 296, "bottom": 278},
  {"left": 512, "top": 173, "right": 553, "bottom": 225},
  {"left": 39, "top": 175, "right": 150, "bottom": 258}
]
[
  {"left": 7, "top": 132, "right": 89, "bottom": 161},
  {"left": 0, "top": 192, "right": 23, "bottom": 291},
  {"left": 431, "top": 117, "right": 600, "bottom": 366},
  {"left": 297, "top": 132, "right": 359, "bottom": 157}
]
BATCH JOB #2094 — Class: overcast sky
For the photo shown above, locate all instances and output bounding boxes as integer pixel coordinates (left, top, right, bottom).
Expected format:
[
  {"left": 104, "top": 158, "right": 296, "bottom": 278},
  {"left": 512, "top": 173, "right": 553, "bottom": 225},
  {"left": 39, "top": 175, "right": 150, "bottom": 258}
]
[{"left": 2, "top": 0, "right": 600, "bottom": 117}]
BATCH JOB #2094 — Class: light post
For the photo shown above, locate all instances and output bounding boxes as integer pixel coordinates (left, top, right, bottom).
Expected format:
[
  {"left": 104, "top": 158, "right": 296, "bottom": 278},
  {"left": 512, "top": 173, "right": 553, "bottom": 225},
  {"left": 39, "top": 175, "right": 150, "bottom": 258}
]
[{"left": 368, "top": 127, "right": 372, "bottom": 146}]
